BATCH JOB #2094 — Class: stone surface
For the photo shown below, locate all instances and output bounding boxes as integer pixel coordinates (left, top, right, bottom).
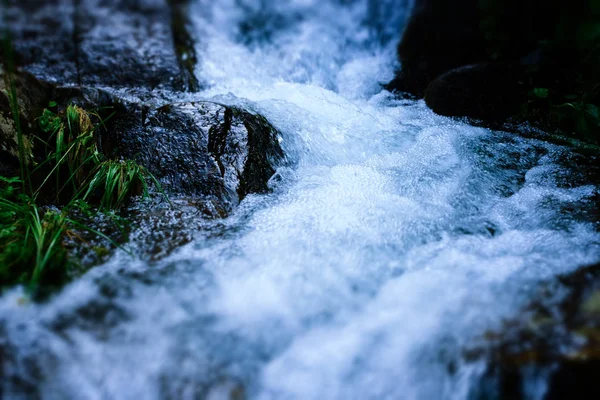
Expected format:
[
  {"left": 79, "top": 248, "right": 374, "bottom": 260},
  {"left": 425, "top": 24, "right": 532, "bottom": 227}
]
[
  {"left": 2, "top": 0, "right": 279, "bottom": 211},
  {"left": 3, "top": 0, "right": 78, "bottom": 84},
  {"left": 104, "top": 101, "right": 284, "bottom": 216},
  {"left": 3, "top": 0, "right": 199, "bottom": 91}
]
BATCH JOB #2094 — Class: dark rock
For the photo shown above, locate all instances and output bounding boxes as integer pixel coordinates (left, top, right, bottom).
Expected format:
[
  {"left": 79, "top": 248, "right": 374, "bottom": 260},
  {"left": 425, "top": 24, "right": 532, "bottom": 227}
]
[
  {"left": 386, "top": 0, "right": 487, "bottom": 96},
  {"left": 52, "top": 85, "right": 118, "bottom": 116},
  {"left": 105, "top": 101, "right": 284, "bottom": 216},
  {"left": 3, "top": 0, "right": 200, "bottom": 91},
  {"left": 76, "top": 0, "right": 182, "bottom": 90},
  {"left": 3, "top": 0, "right": 78, "bottom": 84},
  {"left": 424, "top": 63, "right": 528, "bottom": 122},
  {"left": 387, "top": 0, "right": 599, "bottom": 144},
  {"left": 467, "top": 263, "right": 600, "bottom": 400}
]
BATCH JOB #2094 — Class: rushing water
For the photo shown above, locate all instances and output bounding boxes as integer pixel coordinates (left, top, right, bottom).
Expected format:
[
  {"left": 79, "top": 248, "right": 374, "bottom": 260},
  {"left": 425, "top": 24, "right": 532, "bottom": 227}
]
[{"left": 2, "top": 1, "right": 600, "bottom": 399}]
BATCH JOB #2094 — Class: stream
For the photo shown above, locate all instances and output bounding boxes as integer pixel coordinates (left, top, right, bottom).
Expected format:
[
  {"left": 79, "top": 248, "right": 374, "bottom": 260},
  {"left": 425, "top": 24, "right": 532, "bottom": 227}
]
[{"left": 2, "top": 0, "right": 600, "bottom": 399}]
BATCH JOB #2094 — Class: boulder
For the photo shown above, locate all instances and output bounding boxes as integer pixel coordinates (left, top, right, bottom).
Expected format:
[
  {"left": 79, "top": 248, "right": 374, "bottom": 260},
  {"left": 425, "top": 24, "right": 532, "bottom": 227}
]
[
  {"left": 424, "top": 63, "right": 528, "bottom": 122},
  {"left": 385, "top": 0, "right": 564, "bottom": 98},
  {"left": 104, "top": 101, "right": 284, "bottom": 216},
  {"left": 386, "top": 0, "right": 487, "bottom": 96}
]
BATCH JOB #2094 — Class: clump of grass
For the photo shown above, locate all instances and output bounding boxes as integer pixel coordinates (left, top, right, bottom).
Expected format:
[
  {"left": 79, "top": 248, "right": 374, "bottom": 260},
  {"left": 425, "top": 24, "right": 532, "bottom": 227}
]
[
  {"left": 85, "top": 160, "right": 155, "bottom": 210},
  {"left": 35, "top": 105, "right": 103, "bottom": 201},
  {"left": 0, "top": 95, "right": 165, "bottom": 290},
  {"left": 29, "top": 103, "right": 155, "bottom": 211},
  {"left": 0, "top": 177, "right": 70, "bottom": 286}
]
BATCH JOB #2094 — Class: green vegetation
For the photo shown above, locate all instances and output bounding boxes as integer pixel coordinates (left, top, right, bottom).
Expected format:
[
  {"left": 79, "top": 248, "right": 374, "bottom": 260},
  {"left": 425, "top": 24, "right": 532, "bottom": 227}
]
[
  {"left": 0, "top": 179, "right": 71, "bottom": 286},
  {"left": 169, "top": 0, "right": 201, "bottom": 92},
  {"left": 85, "top": 159, "right": 158, "bottom": 210},
  {"left": 36, "top": 104, "right": 103, "bottom": 201},
  {"left": 0, "top": 94, "right": 161, "bottom": 291},
  {"left": 479, "top": 0, "right": 600, "bottom": 144}
]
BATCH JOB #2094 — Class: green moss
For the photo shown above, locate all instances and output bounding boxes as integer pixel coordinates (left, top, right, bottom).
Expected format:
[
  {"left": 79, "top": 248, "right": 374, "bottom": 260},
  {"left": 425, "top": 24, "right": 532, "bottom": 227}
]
[
  {"left": 169, "top": 0, "right": 200, "bottom": 92},
  {"left": 583, "top": 291, "right": 600, "bottom": 314}
]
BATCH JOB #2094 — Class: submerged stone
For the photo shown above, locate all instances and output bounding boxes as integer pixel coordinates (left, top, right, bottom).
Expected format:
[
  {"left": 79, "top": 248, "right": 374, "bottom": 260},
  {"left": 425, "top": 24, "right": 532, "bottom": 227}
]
[{"left": 467, "top": 263, "right": 600, "bottom": 400}]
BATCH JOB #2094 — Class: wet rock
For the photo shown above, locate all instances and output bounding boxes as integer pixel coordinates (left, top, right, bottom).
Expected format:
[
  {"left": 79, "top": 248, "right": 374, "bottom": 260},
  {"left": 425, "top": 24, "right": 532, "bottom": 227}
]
[
  {"left": 206, "top": 379, "right": 246, "bottom": 400},
  {"left": 3, "top": 0, "right": 78, "bottom": 85},
  {"left": 467, "top": 263, "right": 600, "bottom": 400},
  {"left": 105, "top": 101, "right": 284, "bottom": 216},
  {"left": 169, "top": 0, "right": 201, "bottom": 92},
  {"left": 76, "top": 0, "right": 183, "bottom": 90},
  {"left": 424, "top": 63, "right": 528, "bottom": 122},
  {"left": 386, "top": 0, "right": 487, "bottom": 96},
  {"left": 4, "top": 0, "right": 199, "bottom": 91},
  {"left": 129, "top": 203, "right": 199, "bottom": 261},
  {"left": 0, "top": 70, "right": 283, "bottom": 214},
  {"left": 159, "top": 374, "right": 246, "bottom": 400},
  {"left": 49, "top": 298, "right": 131, "bottom": 341}
]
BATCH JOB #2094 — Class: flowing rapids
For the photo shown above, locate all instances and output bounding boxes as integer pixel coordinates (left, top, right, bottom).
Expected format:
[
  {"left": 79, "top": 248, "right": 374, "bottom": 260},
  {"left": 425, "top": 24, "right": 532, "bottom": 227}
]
[{"left": 2, "top": 0, "right": 600, "bottom": 399}]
